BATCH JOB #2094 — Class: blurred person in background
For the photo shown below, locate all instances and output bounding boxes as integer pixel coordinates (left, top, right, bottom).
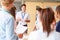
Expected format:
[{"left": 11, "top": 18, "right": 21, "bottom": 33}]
[
  {"left": 55, "top": 5, "right": 60, "bottom": 40},
  {"left": 10, "top": 6, "right": 16, "bottom": 19},
  {"left": 16, "top": 4, "right": 30, "bottom": 40},
  {"left": 34, "top": 6, "right": 42, "bottom": 30},
  {"left": 10, "top": 6, "right": 18, "bottom": 40},
  {"left": 56, "top": 5, "right": 60, "bottom": 33}
]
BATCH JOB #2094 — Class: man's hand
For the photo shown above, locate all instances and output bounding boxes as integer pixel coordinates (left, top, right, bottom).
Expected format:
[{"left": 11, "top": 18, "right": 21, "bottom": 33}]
[{"left": 17, "top": 34, "right": 23, "bottom": 38}]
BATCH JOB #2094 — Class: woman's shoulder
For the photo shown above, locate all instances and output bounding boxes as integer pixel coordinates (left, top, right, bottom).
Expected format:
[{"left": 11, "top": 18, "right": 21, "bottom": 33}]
[
  {"left": 29, "top": 30, "right": 43, "bottom": 35},
  {"left": 28, "top": 30, "right": 40, "bottom": 40},
  {"left": 29, "top": 30, "right": 40, "bottom": 37},
  {"left": 47, "top": 31, "right": 56, "bottom": 40},
  {"left": 28, "top": 30, "right": 56, "bottom": 40},
  {"left": 28, "top": 30, "right": 47, "bottom": 40}
]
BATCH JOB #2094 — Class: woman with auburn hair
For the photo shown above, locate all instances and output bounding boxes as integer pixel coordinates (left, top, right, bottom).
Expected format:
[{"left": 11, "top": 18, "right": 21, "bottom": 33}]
[
  {"left": 10, "top": 6, "right": 16, "bottom": 19},
  {"left": 42, "top": 8, "right": 56, "bottom": 36},
  {"left": 28, "top": 8, "right": 56, "bottom": 40}
]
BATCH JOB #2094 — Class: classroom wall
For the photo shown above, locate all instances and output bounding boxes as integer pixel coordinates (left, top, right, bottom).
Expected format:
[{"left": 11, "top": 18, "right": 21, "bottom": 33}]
[{"left": 25, "top": 2, "right": 60, "bottom": 34}]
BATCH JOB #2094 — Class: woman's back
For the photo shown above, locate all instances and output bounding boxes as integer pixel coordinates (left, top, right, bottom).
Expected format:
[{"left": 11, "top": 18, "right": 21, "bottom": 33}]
[
  {"left": 28, "top": 30, "right": 56, "bottom": 40},
  {"left": 28, "top": 8, "right": 56, "bottom": 40}
]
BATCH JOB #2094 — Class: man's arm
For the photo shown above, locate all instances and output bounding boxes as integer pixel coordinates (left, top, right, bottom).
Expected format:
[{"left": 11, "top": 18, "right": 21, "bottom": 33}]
[
  {"left": 16, "top": 17, "right": 21, "bottom": 22},
  {"left": 6, "top": 17, "right": 17, "bottom": 40},
  {"left": 25, "top": 20, "right": 30, "bottom": 22},
  {"left": 16, "top": 13, "right": 21, "bottom": 22},
  {"left": 25, "top": 14, "right": 30, "bottom": 23}
]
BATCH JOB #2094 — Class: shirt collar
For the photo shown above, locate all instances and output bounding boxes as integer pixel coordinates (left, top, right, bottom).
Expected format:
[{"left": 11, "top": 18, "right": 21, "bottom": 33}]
[
  {"left": 1, "top": 8, "right": 10, "bottom": 13},
  {"left": 21, "top": 11, "right": 26, "bottom": 13}
]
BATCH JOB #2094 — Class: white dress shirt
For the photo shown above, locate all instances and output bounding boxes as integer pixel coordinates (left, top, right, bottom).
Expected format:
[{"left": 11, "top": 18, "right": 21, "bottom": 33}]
[
  {"left": 28, "top": 30, "right": 56, "bottom": 40},
  {"left": 16, "top": 11, "right": 30, "bottom": 26},
  {"left": 16, "top": 11, "right": 30, "bottom": 34}
]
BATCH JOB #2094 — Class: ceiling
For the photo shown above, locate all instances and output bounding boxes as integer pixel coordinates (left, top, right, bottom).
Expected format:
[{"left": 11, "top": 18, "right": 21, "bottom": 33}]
[{"left": 15, "top": 0, "right": 60, "bottom": 2}]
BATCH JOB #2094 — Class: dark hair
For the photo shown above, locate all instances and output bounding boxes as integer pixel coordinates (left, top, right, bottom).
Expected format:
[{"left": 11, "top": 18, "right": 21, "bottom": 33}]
[
  {"left": 42, "top": 8, "right": 55, "bottom": 36},
  {"left": 10, "top": 6, "right": 16, "bottom": 19},
  {"left": 36, "top": 6, "right": 42, "bottom": 11},
  {"left": 36, "top": 6, "right": 42, "bottom": 21},
  {"left": 56, "top": 5, "right": 60, "bottom": 14},
  {"left": 21, "top": 4, "right": 26, "bottom": 8}
]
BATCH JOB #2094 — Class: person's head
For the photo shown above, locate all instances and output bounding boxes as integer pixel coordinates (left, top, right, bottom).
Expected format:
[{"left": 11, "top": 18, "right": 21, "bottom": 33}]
[
  {"left": 56, "top": 5, "right": 60, "bottom": 19},
  {"left": 36, "top": 6, "right": 42, "bottom": 15},
  {"left": 42, "top": 8, "right": 55, "bottom": 36},
  {"left": 21, "top": 4, "right": 26, "bottom": 12},
  {"left": 36, "top": 6, "right": 42, "bottom": 20},
  {"left": 0, "top": 0, "right": 14, "bottom": 10},
  {"left": 10, "top": 6, "right": 16, "bottom": 19}
]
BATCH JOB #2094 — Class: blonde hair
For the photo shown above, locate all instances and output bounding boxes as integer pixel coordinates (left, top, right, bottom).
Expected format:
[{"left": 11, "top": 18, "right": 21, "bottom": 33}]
[{"left": 0, "top": 0, "right": 14, "bottom": 6}]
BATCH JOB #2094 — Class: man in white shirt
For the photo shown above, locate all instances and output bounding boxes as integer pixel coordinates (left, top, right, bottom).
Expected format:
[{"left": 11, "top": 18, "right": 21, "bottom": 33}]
[{"left": 16, "top": 4, "right": 30, "bottom": 40}]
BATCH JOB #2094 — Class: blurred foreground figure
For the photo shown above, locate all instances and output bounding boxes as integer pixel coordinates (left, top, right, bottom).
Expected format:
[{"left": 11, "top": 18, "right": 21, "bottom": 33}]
[
  {"left": 28, "top": 8, "right": 56, "bottom": 40},
  {"left": 0, "top": 0, "right": 17, "bottom": 40}
]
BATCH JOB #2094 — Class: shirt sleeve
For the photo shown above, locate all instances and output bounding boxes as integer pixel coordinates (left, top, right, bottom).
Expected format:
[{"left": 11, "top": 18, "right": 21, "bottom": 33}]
[{"left": 6, "top": 17, "right": 17, "bottom": 40}]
